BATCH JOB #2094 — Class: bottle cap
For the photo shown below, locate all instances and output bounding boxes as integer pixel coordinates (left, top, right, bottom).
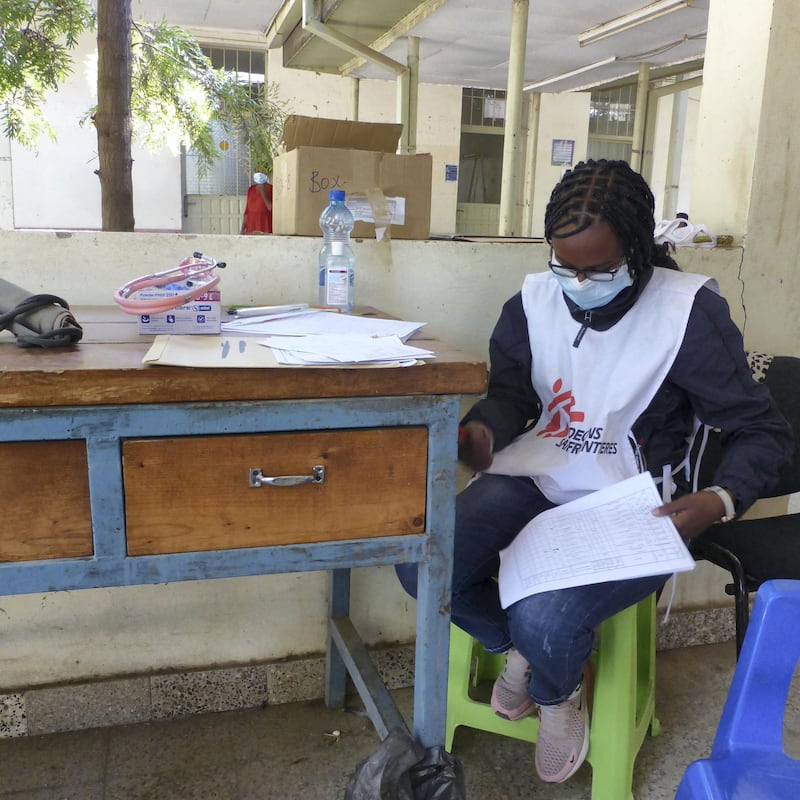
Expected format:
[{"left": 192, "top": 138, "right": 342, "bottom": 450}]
[{"left": 329, "top": 189, "right": 346, "bottom": 201}]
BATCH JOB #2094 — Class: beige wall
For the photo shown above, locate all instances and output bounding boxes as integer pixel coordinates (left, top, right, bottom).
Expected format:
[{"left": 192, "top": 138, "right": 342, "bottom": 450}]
[
  {"left": 529, "top": 92, "right": 591, "bottom": 238},
  {"left": 0, "top": 229, "right": 780, "bottom": 689}
]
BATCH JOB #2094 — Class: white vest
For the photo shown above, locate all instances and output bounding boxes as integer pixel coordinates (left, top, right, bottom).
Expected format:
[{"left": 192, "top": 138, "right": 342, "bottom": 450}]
[{"left": 485, "top": 267, "right": 717, "bottom": 504}]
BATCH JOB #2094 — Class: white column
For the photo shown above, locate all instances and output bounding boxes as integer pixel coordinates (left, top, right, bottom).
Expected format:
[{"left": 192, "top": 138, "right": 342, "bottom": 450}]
[
  {"left": 630, "top": 63, "right": 650, "bottom": 173},
  {"left": 0, "top": 138, "right": 15, "bottom": 230},
  {"left": 662, "top": 89, "right": 688, "bottom": 219},
  {"left": 690, "top": 0, "right": 773, "bottom": 238},
  {"left": 499, "top": 0, "right": 529, "bottom": 236}
]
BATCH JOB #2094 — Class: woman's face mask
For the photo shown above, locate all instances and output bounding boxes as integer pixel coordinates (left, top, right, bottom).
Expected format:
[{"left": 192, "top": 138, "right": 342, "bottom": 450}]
[{"left": 551, "top": 263, "right": 633, "bottom": 310}]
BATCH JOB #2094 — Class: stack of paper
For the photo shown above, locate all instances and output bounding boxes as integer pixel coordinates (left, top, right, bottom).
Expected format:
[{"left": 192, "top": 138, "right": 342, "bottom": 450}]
[
  {"left": 260, "top": 333, "right": 434, "bottom": 366},
  {"left": 221, "top": 308, "right": 427, "bottom": 342},
  {"left": 218, "top": 307, "right": 433, "bottom": 366}
]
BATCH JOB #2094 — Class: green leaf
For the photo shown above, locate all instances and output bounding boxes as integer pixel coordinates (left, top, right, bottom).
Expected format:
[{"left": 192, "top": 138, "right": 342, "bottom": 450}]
[{"left": 1, "top": 0, "right": 95, "bottom": 144}]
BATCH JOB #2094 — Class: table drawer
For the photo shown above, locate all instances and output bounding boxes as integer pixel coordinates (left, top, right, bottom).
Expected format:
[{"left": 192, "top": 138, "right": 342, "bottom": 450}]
[
  {"left": 0, "top": 441, "right": 94, "bottom": 562},
  {"left": 123, "top": 427, "right": 428, "bottom": 555}
]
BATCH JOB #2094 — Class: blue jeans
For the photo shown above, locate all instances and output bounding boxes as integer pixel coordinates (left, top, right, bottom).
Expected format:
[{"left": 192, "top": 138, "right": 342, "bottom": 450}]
[{"left": 395, "top": 473, "right": 670, "bottom": 705}]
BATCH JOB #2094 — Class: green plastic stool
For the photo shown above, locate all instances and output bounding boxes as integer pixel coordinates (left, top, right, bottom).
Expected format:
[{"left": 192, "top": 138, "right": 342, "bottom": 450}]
[{"left": 446, "top": 593, "right": 661, "bottom": 800}]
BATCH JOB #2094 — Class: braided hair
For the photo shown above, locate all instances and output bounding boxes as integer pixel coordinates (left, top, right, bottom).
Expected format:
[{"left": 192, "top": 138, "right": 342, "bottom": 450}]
[{"left": 544, "top": 159, "right": 679, "bottom": 276}]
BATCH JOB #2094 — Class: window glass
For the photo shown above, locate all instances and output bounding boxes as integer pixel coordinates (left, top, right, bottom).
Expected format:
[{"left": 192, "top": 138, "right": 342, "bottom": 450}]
[
  {"left": 461, "top": 87, "right": 507, "bottom": 129},
  {"left": 587, "top": 85, "right": 636, "bottom": 164}
]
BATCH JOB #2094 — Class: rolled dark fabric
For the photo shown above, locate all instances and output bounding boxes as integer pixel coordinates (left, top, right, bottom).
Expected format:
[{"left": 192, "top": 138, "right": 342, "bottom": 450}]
[{"left": 0, "top": 279, "right": 83, "bottom": 348}]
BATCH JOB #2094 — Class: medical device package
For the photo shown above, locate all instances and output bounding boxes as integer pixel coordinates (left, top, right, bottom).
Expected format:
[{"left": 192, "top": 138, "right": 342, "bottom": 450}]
[{"left": 136, "top": 282, "right": 222, "bottom": 335}]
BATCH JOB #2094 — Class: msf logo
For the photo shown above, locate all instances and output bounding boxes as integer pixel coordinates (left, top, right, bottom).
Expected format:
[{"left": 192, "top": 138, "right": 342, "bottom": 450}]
[{"left": 537, "top": 378, "right": 584, "bottom": 438}]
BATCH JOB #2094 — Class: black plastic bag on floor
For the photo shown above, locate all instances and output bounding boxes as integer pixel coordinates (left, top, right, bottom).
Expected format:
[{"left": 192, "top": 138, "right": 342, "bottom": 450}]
[{"left": 344, "top": 726, "right": 467, "bottom": 800}]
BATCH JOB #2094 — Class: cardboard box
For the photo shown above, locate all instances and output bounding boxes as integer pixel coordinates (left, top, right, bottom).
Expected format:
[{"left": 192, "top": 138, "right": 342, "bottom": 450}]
[
  {"left": 137, "top": 285, "right": 222, "bottom": 335},
  {"left": 272, "top": 115, "right": 432, "bottom": 240}
]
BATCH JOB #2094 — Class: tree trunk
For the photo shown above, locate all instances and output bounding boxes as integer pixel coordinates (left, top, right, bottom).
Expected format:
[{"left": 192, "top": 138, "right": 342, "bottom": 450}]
[{"left": 95, "top": 0, "right": 134, "bottom": 231}]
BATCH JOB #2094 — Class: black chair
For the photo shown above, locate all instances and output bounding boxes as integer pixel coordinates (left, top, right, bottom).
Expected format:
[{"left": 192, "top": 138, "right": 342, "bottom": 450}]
[{"left": 687, "top": 354, "right": 800, "bottom": 657}]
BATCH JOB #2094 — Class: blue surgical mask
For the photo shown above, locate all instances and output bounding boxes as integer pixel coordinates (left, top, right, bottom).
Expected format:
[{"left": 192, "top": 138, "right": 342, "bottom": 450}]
[{"left": 552, "top": 265, "right": 633, "bottom": 310}]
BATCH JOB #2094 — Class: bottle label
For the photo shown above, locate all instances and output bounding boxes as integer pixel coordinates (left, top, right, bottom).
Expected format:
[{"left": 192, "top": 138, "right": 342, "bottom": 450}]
[{"left": 325, "top": 268, "right": 349, "bottom": 306}]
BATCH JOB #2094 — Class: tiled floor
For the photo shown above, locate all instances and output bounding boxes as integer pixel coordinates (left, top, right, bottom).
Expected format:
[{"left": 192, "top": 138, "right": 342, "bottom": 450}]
[{"left": 0, "top": 639, "right": 792, "bottom": 800}]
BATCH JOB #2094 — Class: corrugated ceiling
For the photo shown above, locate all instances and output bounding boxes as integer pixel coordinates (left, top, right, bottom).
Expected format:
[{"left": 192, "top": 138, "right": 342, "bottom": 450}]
[{"left": 133, "top": 0, "right": 708, "bottom": 92}]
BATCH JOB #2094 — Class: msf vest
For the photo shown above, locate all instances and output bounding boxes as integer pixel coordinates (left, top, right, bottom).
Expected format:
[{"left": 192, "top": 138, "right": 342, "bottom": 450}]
[{"left": 485, "top": 267, "right": 717, "bottom": 505}]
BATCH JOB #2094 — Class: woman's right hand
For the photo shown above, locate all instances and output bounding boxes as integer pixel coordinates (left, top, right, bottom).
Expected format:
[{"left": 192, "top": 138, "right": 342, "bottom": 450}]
[{"left": 458, "top": 421, "right": 494, "bottom": 472}]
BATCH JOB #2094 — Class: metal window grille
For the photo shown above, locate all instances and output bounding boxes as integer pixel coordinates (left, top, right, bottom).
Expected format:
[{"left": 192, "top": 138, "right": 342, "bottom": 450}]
[
  {"left": 587, "top": 85, "right": 637, "bottom": 164},
  {"left": 461, "top": 87, "right": 507, "bottom": 129}
]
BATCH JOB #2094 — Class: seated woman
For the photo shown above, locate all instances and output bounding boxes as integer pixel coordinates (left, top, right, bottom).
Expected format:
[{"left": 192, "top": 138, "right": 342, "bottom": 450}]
[{"left": 396, "top": 159, "right": 793, "bottom": 785}]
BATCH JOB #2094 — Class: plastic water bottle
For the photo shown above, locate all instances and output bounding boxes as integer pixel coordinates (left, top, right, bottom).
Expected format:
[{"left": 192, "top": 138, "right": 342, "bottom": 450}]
[{"left": 318, "top": 189, "right": 355, "bottom": 311}]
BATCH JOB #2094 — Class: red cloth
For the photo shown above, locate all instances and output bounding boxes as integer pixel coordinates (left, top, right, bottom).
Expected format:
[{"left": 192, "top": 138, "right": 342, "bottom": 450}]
[{"left": 242, "top": 182, "right": 273, "bottom": 234}]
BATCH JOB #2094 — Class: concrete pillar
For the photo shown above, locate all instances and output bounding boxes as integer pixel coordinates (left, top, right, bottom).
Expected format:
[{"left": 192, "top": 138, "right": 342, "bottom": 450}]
[
  {"left": 499, "top": 0, "right": 529, "bottom": 236},
  {"left": 396, "top": 69, "right": 410, "bottom": 152},
  {"left": 406, "top": 37, "right": 419, "bottom": 154},
  {"left": 521, "top": 92, "right": 541, "bottom": 237},
  {"left": 351, "top": 77, "right": 360, "bottom": 121},
  {"left": 630, "top": 63, "right": 650, "bottom": 173},
  {"left": 0, "top": 138, "right": 14, "bottom": 230},
  {"left": 662, "top": 89, "right": 688, "bottom": 219},
  {"left": 692, "top": 0, "right": 800, "bottom": 355},
  {"left": 690, "top": 0, "right": 773, "bottom": 239}
]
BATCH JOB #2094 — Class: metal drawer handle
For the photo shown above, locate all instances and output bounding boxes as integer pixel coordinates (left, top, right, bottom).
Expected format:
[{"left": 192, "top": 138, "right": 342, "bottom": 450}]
[{"left": 249, "top": 465, "right": 326, "bottom": 488}]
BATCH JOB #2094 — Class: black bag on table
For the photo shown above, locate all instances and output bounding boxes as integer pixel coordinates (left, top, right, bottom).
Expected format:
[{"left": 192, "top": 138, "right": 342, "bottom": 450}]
[{"left": 0, "top": 278, "right": 83, "bottom": 348}]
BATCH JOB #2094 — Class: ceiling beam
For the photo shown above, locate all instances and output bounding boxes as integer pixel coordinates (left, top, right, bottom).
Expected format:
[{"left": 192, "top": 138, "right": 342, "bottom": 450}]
[
  {"left": 338, "top": 0, "right": 450, "bottom": 76},
  {"left": 579, "top": 0, "right": 694, "bottom": 47}
]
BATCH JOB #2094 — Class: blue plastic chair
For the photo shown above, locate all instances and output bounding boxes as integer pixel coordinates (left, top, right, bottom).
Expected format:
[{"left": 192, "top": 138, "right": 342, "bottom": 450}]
[{"left": 675, "top": 579, "right": 800, "bottom": 799}]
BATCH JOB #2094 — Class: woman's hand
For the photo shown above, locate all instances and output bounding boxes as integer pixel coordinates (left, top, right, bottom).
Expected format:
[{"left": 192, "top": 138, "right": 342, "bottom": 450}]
[
  {"left": 652, "top": 490, "right": 731, "bottom": 539},
  {"left": 458, "top": 421, "right": 494, "bottom": 472}
]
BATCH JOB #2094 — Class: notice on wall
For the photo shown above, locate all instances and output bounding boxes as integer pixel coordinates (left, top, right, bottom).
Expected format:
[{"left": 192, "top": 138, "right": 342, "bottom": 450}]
[{"left": 551, "top": 139, "right": 575, "bottom": 167}]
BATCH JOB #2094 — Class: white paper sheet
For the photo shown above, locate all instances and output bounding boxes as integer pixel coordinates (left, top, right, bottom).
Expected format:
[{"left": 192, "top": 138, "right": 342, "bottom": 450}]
[
  {"left": 221, "top": 310, "right": 426, "bottom": 342},
  {"left": 498, "top": 472, "right": 695, "bottom": 608},
  {"left": 259, "top": 334, "right": 434, "bottom": 365}
]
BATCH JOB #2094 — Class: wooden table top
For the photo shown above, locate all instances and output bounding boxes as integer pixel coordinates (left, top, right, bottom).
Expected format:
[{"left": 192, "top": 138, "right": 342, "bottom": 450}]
[{"left": 0, "top": 307, "right": 487, "bottom": 408}]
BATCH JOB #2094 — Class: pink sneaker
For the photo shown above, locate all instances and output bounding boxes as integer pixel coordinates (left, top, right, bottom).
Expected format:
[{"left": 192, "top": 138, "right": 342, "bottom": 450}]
[
  {"left": 534, "top": 682, "right": 589, "bottom": 783},
  {"left": 490, "top": 647, "right": 535, "bottom": 720}
]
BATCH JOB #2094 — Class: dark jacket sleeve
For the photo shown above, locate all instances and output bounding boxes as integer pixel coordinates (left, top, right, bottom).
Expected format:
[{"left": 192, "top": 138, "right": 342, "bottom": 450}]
[
  {"left": 640, "top": 287, "right": 794, "bottom": 515},
  {"left": 460, "top": 293, "right": 542, "bottom": 451}
]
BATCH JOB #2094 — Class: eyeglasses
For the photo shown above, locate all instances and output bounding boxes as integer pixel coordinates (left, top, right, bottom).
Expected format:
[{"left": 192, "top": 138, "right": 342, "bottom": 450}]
[{"left": 548, "top": 254, "right": 627, "bottom": 282}]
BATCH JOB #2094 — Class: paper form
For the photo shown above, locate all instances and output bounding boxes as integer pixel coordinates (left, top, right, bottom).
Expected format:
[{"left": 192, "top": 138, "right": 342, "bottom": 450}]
[
  {"left": 498, "top": 471, "right": 695, "bottom": 608},
  {"left": 259, "top": 333, "right": 434, "bottom": 365}
]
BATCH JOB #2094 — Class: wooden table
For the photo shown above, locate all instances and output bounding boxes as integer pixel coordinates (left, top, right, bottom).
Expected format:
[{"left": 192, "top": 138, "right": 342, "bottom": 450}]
[{"left": 0, "top": 308, "right": 486, "bottom": 748}]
